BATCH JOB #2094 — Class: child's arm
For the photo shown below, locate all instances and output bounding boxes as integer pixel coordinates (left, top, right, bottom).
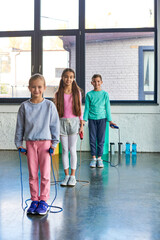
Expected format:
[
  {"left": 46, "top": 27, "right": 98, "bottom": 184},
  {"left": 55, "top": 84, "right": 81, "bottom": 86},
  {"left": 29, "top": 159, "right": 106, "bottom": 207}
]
[
  {"left": 79, "top": 91, "right": 83, "bottom": 120},
  {"left": 79, "top": 120, "right": 84, "bottom": 135},
  {"left": 83, "top": 93, "right": 90, "bottom": 122},
  {"left": 105, "top": 93, "right": 117, "bottom": 128},
  {"left": 15, "top": 105, "right": 25, "bottom": 150},
  {"left": 50, "top": 103, "right": 60, "bottom": 150},
  {"left": 79, "top": 91, "right": 84, "bottom": 134},
  {"left": 105, "top": 93, "right": 112, "bottom": 122}
]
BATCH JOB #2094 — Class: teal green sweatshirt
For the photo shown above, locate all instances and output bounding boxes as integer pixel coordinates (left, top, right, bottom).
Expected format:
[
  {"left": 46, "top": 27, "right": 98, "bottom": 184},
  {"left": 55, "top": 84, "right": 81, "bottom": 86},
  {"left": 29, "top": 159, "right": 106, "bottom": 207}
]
[{"left": 83, "top": 90, "right": 112, "bottom": 121}]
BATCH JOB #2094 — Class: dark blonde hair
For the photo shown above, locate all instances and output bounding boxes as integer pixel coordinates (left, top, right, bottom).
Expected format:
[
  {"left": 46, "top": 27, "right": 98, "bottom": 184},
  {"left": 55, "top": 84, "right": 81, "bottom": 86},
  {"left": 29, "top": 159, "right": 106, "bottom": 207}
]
[
  {"left": 55, "top": 68, "right": 82, "bottom": 118},
  {"left": 29, "top": 73, "right": 46, "bottom": 87}
]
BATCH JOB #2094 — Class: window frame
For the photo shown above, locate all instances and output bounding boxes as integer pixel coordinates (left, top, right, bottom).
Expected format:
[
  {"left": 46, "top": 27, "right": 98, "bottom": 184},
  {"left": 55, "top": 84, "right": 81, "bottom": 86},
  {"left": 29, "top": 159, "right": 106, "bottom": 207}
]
[
  {"left": 0, "top": 0, "right": 157, "bottom": 104},
  {"left": 84, "top": 0, "right": 157, "bottom": 104},
  {"left": 139, "top": 46, "right": 154, "bottom": 101}
]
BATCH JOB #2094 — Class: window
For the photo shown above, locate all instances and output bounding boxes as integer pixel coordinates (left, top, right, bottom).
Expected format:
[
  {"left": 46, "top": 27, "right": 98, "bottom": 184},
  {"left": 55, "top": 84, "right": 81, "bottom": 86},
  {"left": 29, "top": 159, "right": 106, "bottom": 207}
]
[
  {"left": 85, "top": 0, "right": 154, "bottom": 29},
  {"left": 55, "top": 68, "right": 65, "bottom": 78},
  {"left": 139, "top": 46, "right": 154, "bottom": 100},
  {"left": 42, "top": 35, "right": 76, "bottom": 98},
  {"left": 41, "top": 0, "right": 79, "bottom": 30},
  {"left": 0, "top": 0, "right": 34, "bottom": 31},
  {"left": 85, "top": 32, "right": 155, "bottom": 101},
  {"left": 0, "top": 0, "right": 157, "bottom": 104},
  {"left": 85, "top": 0, "right": 157, "bottom": 103},
  {"left": 0, "top": 37, "right": 31, "bottom": 98}
]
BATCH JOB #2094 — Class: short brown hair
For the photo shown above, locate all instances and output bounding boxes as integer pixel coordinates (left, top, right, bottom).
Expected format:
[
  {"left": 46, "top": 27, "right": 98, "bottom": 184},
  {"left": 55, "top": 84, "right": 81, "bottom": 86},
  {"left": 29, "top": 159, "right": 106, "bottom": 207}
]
[{"left": 92, "top": 74, "right": 102, "bottom": 81}]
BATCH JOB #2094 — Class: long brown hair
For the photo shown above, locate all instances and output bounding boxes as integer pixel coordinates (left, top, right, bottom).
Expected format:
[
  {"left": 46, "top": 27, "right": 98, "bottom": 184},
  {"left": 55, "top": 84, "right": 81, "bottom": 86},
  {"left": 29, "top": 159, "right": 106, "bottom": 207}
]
[{"left": 55, "top": 68, "right": 82, "bottom": 118}]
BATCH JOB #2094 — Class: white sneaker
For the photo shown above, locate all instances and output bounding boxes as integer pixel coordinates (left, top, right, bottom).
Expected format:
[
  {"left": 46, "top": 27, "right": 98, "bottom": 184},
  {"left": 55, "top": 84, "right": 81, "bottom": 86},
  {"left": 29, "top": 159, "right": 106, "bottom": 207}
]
[
  {"left": 90, "top": 159, "right": 97, "bottom": 168},
  {"left": 97, "top": 159, "right": 104, "bottom": 168},
  {"left": 61, "top": 175, "right": 70, "bottom": 186},
  {"left": 67, "top": 176, "right": 76, "bottom": 187}
]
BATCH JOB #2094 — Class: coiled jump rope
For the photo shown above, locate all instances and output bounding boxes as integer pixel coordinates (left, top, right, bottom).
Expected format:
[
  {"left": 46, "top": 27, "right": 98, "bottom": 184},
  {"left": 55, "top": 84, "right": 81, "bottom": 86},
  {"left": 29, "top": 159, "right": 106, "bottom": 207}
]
[{"left": 18, "top": 148, "right": 63, "bottom": 214}]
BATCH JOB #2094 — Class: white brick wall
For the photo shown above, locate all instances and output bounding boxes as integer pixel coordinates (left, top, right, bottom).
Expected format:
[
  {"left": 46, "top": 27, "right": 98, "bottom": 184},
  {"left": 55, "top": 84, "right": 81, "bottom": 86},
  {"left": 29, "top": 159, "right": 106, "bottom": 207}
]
[{"left": 85, "top": 37, "right": 153, "bottom": 100}]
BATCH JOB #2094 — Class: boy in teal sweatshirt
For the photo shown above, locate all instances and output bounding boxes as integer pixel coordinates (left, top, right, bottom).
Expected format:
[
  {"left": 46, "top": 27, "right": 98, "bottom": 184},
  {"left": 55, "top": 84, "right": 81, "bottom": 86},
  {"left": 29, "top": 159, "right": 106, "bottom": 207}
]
[{"left": 83, "top": 74, "right": 116, "bottom": 168}]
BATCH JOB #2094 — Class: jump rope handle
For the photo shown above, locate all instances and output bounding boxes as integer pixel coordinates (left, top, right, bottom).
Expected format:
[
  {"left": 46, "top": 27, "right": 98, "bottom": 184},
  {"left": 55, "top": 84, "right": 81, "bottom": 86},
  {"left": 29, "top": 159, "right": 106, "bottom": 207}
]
[
  {"left": 79, "top": 132, "right": 83, "bottom": 140},
  {"left": 49, "top": 148, "right": 54, "bottom": 154},
  {"left": 19, "top": 148, "right": 27, "bottom": 153},
  {"left": 110, "top": 124, "right": 119, "bottom": 129}
]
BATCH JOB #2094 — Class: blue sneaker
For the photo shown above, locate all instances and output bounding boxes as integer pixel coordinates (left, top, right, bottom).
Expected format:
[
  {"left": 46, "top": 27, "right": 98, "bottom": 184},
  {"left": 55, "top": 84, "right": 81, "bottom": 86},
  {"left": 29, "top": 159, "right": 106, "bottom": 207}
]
[
  {"left": 97, "top": 159, "right": 104, "bottom": 168},
  {"left": 35, "top": 200, "right": 49, "bottom": 215},
  {"left": 27, "top": 201, "right": 39, "bottom": 214},
  {"left": 90, "top": 159, "right": 97, "bottom": 168}
]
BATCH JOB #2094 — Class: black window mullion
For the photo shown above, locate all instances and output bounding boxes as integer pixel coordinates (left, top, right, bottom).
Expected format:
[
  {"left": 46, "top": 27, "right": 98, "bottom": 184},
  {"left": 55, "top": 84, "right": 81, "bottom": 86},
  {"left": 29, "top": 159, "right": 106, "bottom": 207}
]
[
  {"left": 154, "top": 0, "right": 158, "bottom": 103},
  {"left": 78, "top": 0, "right": 85, "bottom": 97},
  {"left": 33, "top": 0, "right": 41, "bottom": 74}
]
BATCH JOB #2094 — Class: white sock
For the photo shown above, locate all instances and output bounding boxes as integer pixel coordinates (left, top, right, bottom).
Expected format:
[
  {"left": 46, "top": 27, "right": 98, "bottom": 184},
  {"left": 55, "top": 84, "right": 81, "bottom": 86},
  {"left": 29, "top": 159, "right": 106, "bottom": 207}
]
[
  {"left": 70, "top": 175, "right": 75, "bottom": 179},
  {"left": 65, "top": 175, "right": 70, "bottom": 179}
]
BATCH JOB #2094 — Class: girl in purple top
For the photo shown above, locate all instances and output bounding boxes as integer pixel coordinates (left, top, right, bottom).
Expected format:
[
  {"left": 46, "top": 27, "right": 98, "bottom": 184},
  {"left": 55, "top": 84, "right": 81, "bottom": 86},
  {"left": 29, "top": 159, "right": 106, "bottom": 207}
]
[{"left": 55, "top": 68, "right": 84, "bottom": 187}]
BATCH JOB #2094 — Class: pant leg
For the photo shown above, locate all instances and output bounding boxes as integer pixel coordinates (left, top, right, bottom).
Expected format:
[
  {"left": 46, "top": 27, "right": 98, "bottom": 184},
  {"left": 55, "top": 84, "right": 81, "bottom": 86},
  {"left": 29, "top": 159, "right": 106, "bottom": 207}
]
[
  {"left": 68, "top": 134, "right": 78, "bottom": 170},
  {"left": 97, "top": 119, "right": 106, "bottom": 157},
  {"left": 37, "top": 140, "right": 51, "bottom": 201},
  {"left": 60, "top": 135, "right": 69, "bottom": 170},
  {"left": 26, "top": 141, "right": 39, "bottom": 201},
  {"left": 88, "top": 119, "right": 97, "bottom": 156}
]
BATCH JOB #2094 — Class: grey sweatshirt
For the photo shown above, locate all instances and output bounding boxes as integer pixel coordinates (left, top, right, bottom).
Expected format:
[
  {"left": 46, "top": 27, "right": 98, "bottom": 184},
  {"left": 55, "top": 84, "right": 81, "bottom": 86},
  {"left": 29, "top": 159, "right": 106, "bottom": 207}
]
[{"left": 15, "top": 99, "right": 60, "bottom": 148}]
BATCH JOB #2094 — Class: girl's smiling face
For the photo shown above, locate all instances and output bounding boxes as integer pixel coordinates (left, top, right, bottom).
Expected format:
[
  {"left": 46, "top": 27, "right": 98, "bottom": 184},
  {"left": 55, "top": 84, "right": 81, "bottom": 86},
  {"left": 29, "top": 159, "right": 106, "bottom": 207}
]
[
  {"left": 28, "top": 78, "right": 46, "bottom": 100},
  {"left": 62, "top": 71, "right": 75, "bottom": 87}
]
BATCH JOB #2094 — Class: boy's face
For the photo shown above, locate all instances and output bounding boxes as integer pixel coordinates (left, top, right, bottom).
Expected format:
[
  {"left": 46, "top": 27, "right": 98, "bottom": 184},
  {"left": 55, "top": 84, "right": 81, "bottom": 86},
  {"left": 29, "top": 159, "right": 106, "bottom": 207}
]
[
  {"left": 28, "top": 78, "right": 46, "bottom": 99},
  {"left": 91, "top": 77, "right": 103, "bottom": 91}
]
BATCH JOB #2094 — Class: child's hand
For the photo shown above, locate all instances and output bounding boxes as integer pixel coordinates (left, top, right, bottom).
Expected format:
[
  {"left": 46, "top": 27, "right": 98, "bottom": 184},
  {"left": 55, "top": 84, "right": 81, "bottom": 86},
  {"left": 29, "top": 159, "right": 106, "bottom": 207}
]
[
  {"left": 18, "top": 146, "right": 27, "bottom": 155},
  {"left": 79, "top": 126, "right": 84, "bottom": 140},
  {"left": 50, "top": 147, "right": 55, "bottom": 156},
  {"left": 79, "top": 126, "right": 84, "bottom": 135},
  {"left": 109, "top": 121, "right": 117, "bottom": 128}
]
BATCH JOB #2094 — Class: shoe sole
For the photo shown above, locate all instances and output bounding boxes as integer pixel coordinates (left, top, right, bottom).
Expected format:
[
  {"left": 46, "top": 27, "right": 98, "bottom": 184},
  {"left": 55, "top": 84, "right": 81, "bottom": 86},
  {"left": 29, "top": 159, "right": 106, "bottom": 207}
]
[
  {"left": 67, "top": 180, "right": 76, "bottom": 187},
  {"left": 27, "top": 211, "right": 36, "bottom": 215},
  {"left": 36, "top": 208, "right": 49, "bottom": 215},
  {"left": 38, "top": 211, "right": 48, "bottom": 215},
  {"left": 60, "top": 184, "right": 68, "bottom": 187},
  {"left": 67, "top": 184, "right": 76, "bottom": 187}
]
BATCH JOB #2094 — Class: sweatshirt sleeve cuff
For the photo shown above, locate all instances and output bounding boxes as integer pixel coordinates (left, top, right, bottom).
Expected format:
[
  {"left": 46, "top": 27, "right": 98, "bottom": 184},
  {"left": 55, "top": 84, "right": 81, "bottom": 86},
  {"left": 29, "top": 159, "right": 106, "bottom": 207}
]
[
  {"left": 107, "top": 118, "right": 112, "bottom": 122},
  {"left": 15, "top": 142, "right": 23, "bottom": 149},
  {"left": 51, "top": 140, "right": 59, "bottom": 148}
]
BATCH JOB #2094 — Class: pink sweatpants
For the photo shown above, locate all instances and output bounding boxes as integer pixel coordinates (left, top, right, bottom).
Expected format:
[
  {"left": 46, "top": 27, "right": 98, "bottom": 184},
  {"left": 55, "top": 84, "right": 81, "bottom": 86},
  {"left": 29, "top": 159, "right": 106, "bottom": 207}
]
[{"left": 26, "top": 140, "right": 51, "bottom": 201}]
